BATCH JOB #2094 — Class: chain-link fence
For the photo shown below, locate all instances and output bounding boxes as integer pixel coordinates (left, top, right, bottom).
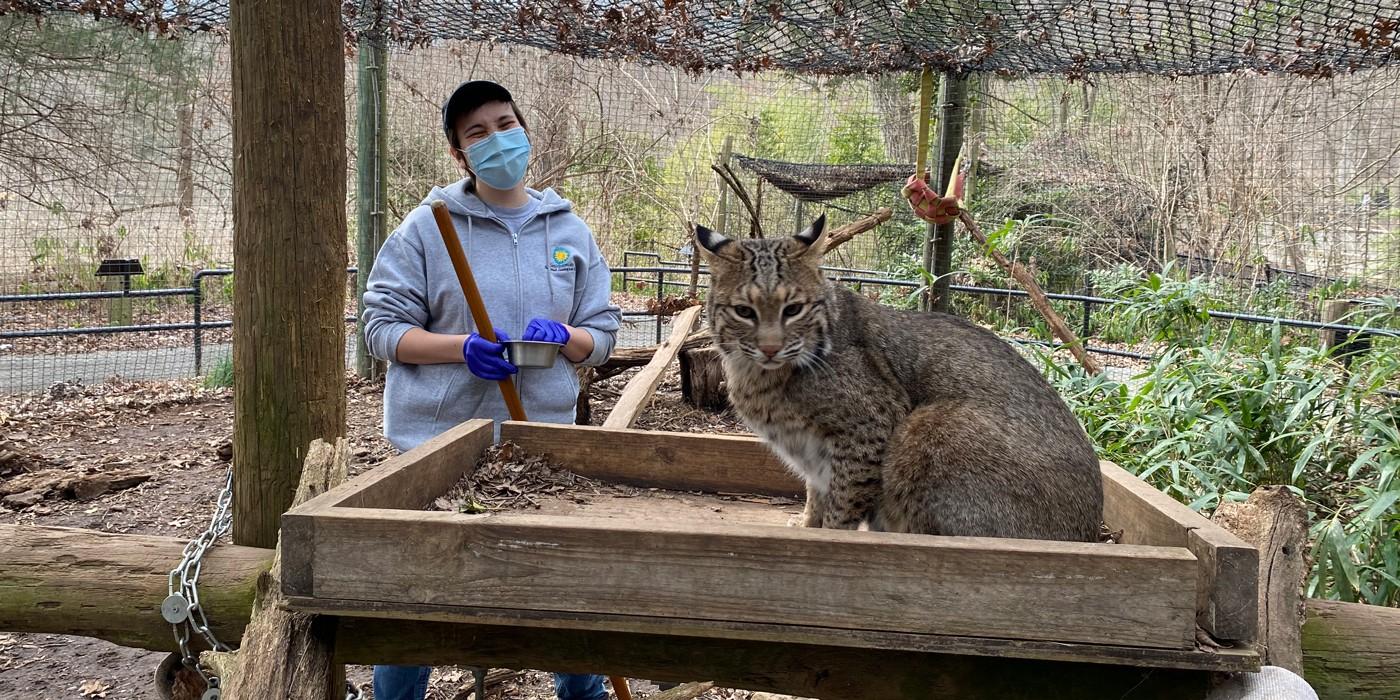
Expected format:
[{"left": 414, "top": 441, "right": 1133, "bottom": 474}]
[{"left": 2, "top": 6, "right": 1398, "bottom": 392}]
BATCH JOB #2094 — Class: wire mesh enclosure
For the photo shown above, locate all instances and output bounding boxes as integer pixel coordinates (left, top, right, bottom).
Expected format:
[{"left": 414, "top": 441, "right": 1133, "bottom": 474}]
[{"left": 1, "top": 1, "right": 1398, "bottom": 391}]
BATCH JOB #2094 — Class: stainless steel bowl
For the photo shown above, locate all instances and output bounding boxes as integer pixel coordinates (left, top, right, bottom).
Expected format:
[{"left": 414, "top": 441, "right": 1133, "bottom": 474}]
[{"left": 502, "top": 339, "right": 562, "bottom": 369}]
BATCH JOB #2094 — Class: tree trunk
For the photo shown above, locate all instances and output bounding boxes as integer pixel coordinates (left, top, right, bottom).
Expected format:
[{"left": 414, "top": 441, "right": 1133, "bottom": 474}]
[
  {"left": 176, "top": 102, "right": 195, "bottom": 230},
  {"left": 870, "top": 75, "right": 915, "bottom": 164},
  {"left": 230, "top": 0, "right": 348, "bottom": 548},
  {"left": 680, "top": 346, "right": 727, "bottom": 411},
  {"left": 530, "top": 56, "right": 577, "bottom": 190}
]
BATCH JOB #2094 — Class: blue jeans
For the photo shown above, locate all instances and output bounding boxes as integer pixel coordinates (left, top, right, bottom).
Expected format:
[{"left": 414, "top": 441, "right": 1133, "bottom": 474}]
[{"left": 372, "top": 665, "right": 607, "bottom": 700}]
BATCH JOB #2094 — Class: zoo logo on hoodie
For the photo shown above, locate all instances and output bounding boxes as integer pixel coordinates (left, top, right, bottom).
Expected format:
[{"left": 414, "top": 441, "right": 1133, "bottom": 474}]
[{"left": 549, "top": 245, "right": 575, "bottom": 271}]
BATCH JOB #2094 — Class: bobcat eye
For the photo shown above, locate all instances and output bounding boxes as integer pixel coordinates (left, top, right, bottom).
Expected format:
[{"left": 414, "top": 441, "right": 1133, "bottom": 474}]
[
  {"left": 733, "top": 305, "right": 757, "bottom": 319},
  {"left": 782, "top": 303, "right": 804, "bottom": 318}
]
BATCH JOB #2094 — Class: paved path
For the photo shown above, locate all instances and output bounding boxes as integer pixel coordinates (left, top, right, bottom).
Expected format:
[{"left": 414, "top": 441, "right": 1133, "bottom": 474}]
[
  {"left": 0, "top": 318, "right": 670, "bottom": 394},
  {"left": 0, "top": 338, "right": 357, "bottom": 394}
]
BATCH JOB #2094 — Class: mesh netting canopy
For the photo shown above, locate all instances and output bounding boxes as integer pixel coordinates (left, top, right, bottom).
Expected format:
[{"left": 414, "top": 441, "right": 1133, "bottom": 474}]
[
  {"left": 734, "top": 154, "right": 912, "bottom": 202},
  {"left": 6, "top": 0, "right": 1399, "bottom": 76}
]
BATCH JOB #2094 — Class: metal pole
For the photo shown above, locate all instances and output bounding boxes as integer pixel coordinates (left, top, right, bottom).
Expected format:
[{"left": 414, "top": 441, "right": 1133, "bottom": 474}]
[
  {"left": 655, "top": 268, "right": 665, "bottom": 344},
  {"left": 355, "top": 15, "right": 388, "bottom": 379},
  {"left": 929, "top": 73, "right": 969, "bottom": 314},
  {"left": 193, "top": 272, "right": 204, "bottom": 375}
]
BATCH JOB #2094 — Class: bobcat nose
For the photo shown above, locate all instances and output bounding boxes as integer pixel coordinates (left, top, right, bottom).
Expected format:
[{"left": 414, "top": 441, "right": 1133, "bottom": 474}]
[{"left": 759, "top": 344, "right": 781, "bottom": 358}]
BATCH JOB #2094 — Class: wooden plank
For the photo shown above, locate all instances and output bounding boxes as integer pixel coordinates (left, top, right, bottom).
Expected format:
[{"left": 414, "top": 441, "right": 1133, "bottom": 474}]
[
  {"left": 280, "top": 419, "right": 493, "bottom": 597},
  {"left": 334, "top": 617, "right": 1216, "bottom": 699},
  {"left": 603, "top": 304, "right": 703, "bottom": 428},
  {"left": 300, "top": 418, "right": 493, "bottom": 512},
  {"left": 306, "top": 508, "right": 1197, "bottom": 649},
  {"left": 1302, "top": 599, "right": 1400, "bottom": 699},
  {"left": 299, "top": 596, "right": 1256, "bottom": 673},
  {"left": 1100, "top": 461, "right": 1258, "bottom": 643},
  {"left": 500, "top": 423, "right": 800, "bottom": 496}
]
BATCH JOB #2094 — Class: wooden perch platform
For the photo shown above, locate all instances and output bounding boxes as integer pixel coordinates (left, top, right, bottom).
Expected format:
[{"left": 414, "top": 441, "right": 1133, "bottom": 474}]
[
  {"left": 2, "top": 466, "right": 1396, "bottom": 698},
  {"left": 273, "top": 418, "right": 1262, "bottom": 692}
]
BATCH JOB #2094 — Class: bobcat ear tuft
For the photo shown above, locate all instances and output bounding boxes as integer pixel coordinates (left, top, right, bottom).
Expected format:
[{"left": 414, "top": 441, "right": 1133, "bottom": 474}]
[
  {"left": 792, "top": 213, "right": 827, "bottom": 258},
  {"left": 694, "top": 224, "right": 738, "bottom": 261}
]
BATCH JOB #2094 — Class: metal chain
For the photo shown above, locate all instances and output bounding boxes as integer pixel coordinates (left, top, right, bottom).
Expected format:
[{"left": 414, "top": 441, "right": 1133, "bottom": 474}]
[
  {"left": 161, "top": 466, "right": 363, "bottom": 700},
  {"left": 164, "top": 466, "right": 234, "bottom": 700}
]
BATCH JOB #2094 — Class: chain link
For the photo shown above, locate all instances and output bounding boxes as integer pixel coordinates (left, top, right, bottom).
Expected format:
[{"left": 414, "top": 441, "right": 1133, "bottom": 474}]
[
  {"left": 162, "top": 466, "right": 361, "bottom": 700},
  {"left": 165, "top": 467, "right": 234, "bottom": 699}
]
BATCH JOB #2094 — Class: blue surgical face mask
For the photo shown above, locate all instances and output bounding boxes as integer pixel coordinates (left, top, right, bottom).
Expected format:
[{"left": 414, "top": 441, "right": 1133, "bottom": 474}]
[{"left": 462, "top": 127, "right": 531, "bottom": 190}]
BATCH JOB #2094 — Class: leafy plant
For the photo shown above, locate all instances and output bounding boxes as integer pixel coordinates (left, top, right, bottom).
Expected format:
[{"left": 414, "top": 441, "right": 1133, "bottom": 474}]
[
  {"left": 1034, "top": 297, "right": 1400, "bottom": 605},
  {"left": 203, "top": 355, "right": 234, "bottom": 389}
]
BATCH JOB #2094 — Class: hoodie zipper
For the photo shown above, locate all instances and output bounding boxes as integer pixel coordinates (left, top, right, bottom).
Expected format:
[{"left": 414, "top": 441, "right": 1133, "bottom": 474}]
[{"left": 475, "top": 210, "right": 527, "bottom": 336}]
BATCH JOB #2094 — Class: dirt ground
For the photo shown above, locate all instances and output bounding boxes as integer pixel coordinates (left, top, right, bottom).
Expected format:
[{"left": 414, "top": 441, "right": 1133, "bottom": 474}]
[{"left": 0, "top": 365, "right": 766, "bottom": 699}]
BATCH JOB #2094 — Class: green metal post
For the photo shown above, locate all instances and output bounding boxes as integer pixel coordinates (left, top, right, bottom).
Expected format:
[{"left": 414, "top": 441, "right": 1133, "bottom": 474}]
[
  {"left": 355, "top": 27, "right": 388, "bottom": 379},
  {"left": 928, "top": 73, "right": 969, "bottom": 313}
]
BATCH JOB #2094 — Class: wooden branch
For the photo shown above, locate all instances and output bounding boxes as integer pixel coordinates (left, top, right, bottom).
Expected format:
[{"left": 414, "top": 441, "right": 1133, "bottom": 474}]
[
  {"left": 603, "top": 305, "right": 704, "bottom": 428},
  {"left": 1211, "top": 485, "right": 1308, "bottom": 671},
  {"left": 821, "top": 208, "right": 891, "bottom": 254},
  {"left": 202, "top": 438, "right": 349, "bottom": 699},
  {"left": 711, "top": 163, "right": 762, "bottom": 237},
  {"left": 957, "top": 210, "right": 1104, "bottom": 375}
]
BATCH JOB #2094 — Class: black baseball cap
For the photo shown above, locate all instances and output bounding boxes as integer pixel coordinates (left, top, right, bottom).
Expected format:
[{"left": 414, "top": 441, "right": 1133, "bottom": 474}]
[{"left": 442, "top": 80, "right": 514, "bottom": 140}]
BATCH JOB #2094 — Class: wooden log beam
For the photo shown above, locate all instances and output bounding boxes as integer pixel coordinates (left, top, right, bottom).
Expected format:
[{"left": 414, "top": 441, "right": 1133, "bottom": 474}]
[
  {"left": 0, "top": 524, "right": 270, "bottom": 652},
  {"left": 1303, "top": 599, "right": 1400, "bottom": 699},
  {"left": 603, "top": 305, "right": 703, "bottom": 429}
]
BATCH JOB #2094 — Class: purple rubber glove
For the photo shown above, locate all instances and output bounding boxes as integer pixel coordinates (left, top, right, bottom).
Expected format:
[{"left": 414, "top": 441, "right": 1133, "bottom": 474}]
[
  {"left": 523, "top": 317, "right": 570, "bottom": 345},
  {"left": 463, "top": 328, "right": 517, "bottom": 381}
]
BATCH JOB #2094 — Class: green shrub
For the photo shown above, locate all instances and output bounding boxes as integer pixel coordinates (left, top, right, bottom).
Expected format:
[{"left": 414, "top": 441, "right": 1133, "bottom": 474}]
[{"left": 1035, "top": 302, "right": 1400, "bottom": 605}]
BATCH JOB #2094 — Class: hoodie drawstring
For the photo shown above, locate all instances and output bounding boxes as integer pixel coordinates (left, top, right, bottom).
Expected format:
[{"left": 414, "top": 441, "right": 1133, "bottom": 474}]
[{"left": 545, "top": 215, "right": 556, "bottom": 309}]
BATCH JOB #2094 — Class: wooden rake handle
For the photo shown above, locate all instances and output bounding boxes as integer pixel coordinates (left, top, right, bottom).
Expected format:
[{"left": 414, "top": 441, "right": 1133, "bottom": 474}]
[{"left": 429, "top": 200, "right": 528, "bottom": 422}]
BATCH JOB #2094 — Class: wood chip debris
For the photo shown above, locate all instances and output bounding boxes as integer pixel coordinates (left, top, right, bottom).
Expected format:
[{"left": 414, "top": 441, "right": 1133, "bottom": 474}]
[{"left": 431, "top": 442, "right": 621, "bottom": 513}]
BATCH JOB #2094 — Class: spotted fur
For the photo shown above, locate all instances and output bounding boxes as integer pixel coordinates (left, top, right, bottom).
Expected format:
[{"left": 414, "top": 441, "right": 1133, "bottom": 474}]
[{"left": 694, "top": 215, "right": 1103, "bottom": 541}]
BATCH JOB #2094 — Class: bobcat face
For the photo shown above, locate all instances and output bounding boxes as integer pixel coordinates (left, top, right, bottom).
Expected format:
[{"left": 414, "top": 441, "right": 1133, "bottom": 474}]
[{"left": 693, "top": 215, "right": 833, "bottom": 370}]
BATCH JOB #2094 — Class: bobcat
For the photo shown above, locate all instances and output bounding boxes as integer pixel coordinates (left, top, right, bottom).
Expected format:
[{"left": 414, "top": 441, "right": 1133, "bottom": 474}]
[{"left": 694, "top": 214, "right": 1103, "bottom": 541}]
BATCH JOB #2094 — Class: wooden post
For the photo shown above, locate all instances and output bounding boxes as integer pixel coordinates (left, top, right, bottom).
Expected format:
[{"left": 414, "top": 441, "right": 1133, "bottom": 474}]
[
  {"left": 230, "top": 0, "right": 348, "bottom": 548},
  {"left": 355, "top": 14, "right": 389, "bottom": 380},
  {"left": 928, "top": 73, "right": 969, "bottom": 313},
  {"left": 696, "top": 135, "right": 734, "bottom": 295},
  {"left": 1211, "top": 485, "right": 1309, "bottom": 671},
  {"left": 204, "top": 439, "right": 349, "bottom": 699}
]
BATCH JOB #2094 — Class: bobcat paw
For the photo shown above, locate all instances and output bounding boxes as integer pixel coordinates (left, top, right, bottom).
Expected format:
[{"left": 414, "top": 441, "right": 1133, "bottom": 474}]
[{"left": 786, "top": 513, "right": 807, "bottom": 527}]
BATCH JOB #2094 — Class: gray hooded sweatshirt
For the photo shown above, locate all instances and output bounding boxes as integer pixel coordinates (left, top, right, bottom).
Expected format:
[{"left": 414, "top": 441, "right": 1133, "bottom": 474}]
[{"left": 362, "top": 179, "right": 621, "bottom": 452}]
